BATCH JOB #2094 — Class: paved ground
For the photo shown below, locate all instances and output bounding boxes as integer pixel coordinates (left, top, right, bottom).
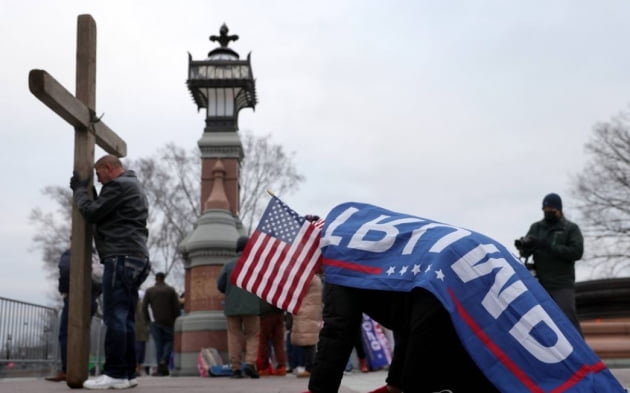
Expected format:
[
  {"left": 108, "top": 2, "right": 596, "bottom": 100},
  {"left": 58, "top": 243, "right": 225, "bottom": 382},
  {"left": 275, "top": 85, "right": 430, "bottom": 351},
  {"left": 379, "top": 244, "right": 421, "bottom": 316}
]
[{"left": 1, "top": 367, "right": 629, "bottom": 392}]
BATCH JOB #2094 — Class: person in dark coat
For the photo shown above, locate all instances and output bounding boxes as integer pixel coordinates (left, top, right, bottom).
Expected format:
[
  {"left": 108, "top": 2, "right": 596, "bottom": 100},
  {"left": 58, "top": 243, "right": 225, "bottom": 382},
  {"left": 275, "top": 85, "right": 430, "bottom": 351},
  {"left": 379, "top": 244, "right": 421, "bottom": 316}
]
[
  {"left": 515, "top": 193, "right": 584, "bottom": 334},
  {"left": 142, "top": 272, "right": 180, "bottom": 376},
  {"left": 304, "top": 283, "right": 498, "bottom": 393},
  {"left": 217, "top": 236, "right": 261, "bottom": 379},
  {"left": 46, "top": 249, "right": 101, "bottom": 382}
]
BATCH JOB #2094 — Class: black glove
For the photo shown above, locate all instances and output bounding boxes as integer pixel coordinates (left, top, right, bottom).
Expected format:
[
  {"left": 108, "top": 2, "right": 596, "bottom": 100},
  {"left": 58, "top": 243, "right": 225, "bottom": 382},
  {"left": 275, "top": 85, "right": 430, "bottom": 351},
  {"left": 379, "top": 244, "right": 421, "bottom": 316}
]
[
  {"left": 527, "top": 236, "right": 550, "bottom": 251},
  {"left": 70, "top": 170, "right": 90, "bottom": 191},
  {"left": 536, "top": 238, "right": 551, "bottom": 250}
]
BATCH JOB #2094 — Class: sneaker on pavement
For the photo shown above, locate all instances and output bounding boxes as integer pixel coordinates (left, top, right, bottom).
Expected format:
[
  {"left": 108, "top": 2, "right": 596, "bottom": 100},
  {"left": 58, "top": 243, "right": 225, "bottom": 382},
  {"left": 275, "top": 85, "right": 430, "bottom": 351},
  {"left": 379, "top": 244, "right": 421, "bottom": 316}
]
[
  {"left": 359, "top": 358, "right": 369, "bottom": 373},
  {"left": 367, "top": 386, "right": 390, "bottom": 393},
  {"left": 243, "top": 364, "right": 259, "bottom": 379},
  {"left": 83, "top": 374, "right": 131, "bottom": 389},
  {"left": 45, "top": 371, "right": 66, "bottom": 382},
  {"left": 258, "top": 367, "right": 272, "bottom": 376},
  {"left": 274, "top": 366, "right": 287, "bottom": 376},
  {"left": 128, "top": 378, "right": 138, "bottom": 388},
  {"left": 230, "top": 369, "right": 243, "bottom": 379},
  {"left": 296, "top": 370, "right": 311, "bottom": 378}
]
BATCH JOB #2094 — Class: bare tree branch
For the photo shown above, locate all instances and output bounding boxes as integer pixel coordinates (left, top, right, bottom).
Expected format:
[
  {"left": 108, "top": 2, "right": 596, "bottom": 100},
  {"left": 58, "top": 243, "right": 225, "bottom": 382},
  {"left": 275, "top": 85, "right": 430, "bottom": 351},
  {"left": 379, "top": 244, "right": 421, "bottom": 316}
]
[{"left": 571, "top": 108, "right": 630, "bottom": 278}]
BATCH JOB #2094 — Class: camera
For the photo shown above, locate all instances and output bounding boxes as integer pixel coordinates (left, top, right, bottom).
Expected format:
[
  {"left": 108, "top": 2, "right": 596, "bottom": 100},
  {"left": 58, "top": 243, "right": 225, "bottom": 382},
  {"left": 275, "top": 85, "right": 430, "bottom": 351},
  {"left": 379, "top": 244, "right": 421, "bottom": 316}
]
[{"left": 514, "top": 236, "right": 535, "bottom": 250}]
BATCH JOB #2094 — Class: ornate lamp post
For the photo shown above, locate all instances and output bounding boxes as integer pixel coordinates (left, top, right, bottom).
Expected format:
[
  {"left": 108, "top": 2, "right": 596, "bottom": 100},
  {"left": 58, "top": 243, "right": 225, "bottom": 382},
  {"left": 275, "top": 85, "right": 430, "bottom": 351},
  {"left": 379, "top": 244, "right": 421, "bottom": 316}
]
[
  {"left": 187, "top": 24, "right": 256, "bottom": 133},
  {"left": 187, "top": 23, "right": 257, "bottom": 213},
  {"left": 174, "top": 24, "right": 257, "bottom": 376}
]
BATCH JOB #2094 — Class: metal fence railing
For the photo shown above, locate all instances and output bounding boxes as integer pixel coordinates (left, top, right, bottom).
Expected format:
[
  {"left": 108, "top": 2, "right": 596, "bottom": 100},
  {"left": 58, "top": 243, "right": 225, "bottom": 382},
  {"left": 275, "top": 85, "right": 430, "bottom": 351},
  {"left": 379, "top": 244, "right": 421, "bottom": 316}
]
[
  {"left": 0, "top": 296, "right": 163, "bottom": 379},
  {"left": 0, "top": 296, "right": 59, "bottom": 378}
]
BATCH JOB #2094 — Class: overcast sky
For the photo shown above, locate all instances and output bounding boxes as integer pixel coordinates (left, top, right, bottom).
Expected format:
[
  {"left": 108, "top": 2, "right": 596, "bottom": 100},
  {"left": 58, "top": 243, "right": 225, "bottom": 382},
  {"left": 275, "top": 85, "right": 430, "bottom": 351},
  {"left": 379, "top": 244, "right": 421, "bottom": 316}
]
[{"left": 2, "top": 0, "right": 630, "bottom": 306}]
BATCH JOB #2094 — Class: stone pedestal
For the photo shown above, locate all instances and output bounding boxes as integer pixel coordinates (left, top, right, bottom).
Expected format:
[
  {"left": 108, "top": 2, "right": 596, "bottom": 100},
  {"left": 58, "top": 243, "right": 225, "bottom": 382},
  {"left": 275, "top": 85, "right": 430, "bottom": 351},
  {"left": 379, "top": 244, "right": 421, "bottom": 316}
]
[
  {"left": 171, "top": 311, "right": 227, "bottom": 376},
  {"left": 173, "top": 207, "right": 244, "bottom": 376}
]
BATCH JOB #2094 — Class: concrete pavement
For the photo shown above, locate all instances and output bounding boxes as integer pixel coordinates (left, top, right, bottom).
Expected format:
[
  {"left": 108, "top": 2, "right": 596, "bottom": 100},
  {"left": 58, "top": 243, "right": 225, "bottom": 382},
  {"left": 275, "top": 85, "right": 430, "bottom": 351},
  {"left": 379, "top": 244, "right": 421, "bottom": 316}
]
[{"left": 1, "top": 368, "right": 629, "bottom": 392}]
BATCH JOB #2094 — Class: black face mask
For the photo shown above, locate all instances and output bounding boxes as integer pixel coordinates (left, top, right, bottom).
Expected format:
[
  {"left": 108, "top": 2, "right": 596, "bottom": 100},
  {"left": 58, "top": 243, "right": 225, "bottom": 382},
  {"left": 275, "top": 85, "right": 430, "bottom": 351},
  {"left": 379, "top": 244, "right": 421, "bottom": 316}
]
[{"left": 544, "top": 211, "right": 558, "bottom": 224}]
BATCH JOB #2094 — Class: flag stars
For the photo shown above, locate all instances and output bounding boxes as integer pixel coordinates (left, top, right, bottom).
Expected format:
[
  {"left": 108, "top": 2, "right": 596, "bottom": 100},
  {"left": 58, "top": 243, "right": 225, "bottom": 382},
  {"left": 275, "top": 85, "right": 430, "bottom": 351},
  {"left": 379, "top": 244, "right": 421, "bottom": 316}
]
[{"left": 380, "top": 263, "right": 447, "bottom": 282}]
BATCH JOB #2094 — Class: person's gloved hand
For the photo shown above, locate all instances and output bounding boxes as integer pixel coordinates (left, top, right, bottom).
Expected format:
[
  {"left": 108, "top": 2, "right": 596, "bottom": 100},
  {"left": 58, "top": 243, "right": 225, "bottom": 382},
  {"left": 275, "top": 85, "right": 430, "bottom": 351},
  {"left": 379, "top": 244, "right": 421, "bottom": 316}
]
[
  {"left": 528, "top": 236, "right": 550, "bottom": 250},
  {"left": 536, "top": 238, "right": 551, "bottom": 250},
  {"left": 69, "top": 171, "right": 90, "bottom": 191}
]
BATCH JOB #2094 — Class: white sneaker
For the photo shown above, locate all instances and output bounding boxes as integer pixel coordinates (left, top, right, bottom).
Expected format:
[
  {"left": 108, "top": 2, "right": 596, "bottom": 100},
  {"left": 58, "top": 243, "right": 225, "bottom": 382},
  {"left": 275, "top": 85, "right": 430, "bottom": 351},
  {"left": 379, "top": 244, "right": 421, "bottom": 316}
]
[
  {"left": 83, "top": 374, "right": 131, "bottom": 389},
  {"left": 128, "top": 378, "right": 138, "bottom": 388}
]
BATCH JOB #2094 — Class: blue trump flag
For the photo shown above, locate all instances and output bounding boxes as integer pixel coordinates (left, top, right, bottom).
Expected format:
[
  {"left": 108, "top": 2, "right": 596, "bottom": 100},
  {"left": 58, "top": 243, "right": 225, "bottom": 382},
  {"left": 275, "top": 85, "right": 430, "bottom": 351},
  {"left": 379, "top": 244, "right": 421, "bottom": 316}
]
[{"left": 320, "top": 202, "right": 625, "bottom": 393}]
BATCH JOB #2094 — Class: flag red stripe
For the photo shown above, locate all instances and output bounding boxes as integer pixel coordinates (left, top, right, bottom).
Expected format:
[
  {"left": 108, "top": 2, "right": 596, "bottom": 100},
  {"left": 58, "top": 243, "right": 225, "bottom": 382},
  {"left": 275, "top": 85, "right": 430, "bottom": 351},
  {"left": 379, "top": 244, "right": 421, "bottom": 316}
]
[
  {"left": 449, "top": 287, "right": 544, "bottom": 393},
  {"left": 264, "top": 239, "right": 298, "bottom": 306},
  {"left": 250, "top": 237, "right": 286, "bottom": 296},
  {"left": 282, "top": 247, "right": 319, "bottom": 310},
  {"left": 231, "top": 231, "right": 262, "bottom": 287},
  {"left": 322, "top": 257, "right": 382, "bottom": 274},
  {"left": 272, "top": 224, "right": 317, "bottom": 306},
  {"left": 277, "top": 225, "right": 321, "bottom": 311},
  {"left": 550, "top": 361, "right": 608, "bottom": 393},
  {"left": 234, "top": 231, "right": 267, "bottom": 290}
]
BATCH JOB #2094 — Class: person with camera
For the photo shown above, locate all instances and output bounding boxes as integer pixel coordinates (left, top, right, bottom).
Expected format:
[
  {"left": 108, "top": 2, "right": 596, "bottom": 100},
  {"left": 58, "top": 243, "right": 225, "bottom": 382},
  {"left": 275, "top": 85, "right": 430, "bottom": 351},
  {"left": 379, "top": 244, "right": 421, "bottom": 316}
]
[{"left": 515, "top": 193, "right": 584, "bottom": 334}]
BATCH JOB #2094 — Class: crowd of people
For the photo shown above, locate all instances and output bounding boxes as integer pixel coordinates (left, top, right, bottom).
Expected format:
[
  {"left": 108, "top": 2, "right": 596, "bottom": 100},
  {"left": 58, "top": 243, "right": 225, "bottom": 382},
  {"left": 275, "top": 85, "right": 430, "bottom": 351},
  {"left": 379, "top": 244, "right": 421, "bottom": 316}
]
[{"left": 47, "top": 154, "right": 593, "bottom": 392}]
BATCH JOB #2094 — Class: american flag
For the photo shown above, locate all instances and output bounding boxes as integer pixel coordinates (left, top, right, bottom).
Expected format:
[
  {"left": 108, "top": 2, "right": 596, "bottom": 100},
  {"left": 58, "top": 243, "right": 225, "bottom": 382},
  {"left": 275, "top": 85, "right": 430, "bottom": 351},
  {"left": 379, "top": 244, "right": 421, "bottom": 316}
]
[{"left": 230, "top": 196, "right": 323, "bottom": 314}]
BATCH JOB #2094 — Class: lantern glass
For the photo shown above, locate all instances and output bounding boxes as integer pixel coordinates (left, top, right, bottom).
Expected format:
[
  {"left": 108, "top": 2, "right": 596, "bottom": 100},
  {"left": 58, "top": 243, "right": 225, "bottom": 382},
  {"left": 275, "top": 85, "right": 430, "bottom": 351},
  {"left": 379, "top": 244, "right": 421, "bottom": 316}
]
[{"left": 204, "top": 88, "right": 240, "bottom": 117}]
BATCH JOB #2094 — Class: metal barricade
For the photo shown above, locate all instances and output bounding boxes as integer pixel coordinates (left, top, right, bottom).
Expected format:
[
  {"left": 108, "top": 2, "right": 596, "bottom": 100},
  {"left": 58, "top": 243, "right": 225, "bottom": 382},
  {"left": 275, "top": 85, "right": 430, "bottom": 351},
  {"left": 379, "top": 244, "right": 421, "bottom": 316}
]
[
  {"left": 0, "top": 296, "right": 59, "bottom": 378},
  {"left": 0, "top": 296, "right": 153, "bottom": 378}
]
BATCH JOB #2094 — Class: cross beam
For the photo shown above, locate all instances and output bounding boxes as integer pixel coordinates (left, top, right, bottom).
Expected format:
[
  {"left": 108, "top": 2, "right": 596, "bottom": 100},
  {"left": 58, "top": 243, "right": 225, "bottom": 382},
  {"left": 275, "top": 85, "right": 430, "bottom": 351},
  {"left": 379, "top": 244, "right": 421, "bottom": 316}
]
[
  {"left": 28, "top": 15, "right": 126, "bottom": 388},
  {"left": 29, "top": 70, "right": 126, "bottom": 156}
]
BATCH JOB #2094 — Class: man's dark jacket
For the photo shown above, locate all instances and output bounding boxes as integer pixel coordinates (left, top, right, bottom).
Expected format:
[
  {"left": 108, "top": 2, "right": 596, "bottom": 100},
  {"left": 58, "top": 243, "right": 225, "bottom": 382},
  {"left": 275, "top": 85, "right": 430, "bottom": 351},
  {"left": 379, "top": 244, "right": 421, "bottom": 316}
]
[
  {"left": 521, "top": 217, "right": 583, "bottom": 290},
  {"left": 142, "top": 282, "right": 181, "bottom": 327},
  {"left": 73, "top": 170, "right": 149, "bottom": 259}
]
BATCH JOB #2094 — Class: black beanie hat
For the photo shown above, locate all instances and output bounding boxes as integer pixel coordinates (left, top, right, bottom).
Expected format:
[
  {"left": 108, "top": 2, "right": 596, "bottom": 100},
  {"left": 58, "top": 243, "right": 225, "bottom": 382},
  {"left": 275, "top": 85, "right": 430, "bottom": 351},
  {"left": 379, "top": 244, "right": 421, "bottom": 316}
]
[
  {"left": 236, "top": 236, "right": 249, "bottom": 253},
  {"left": 542, "top": 193, "right": 562, "bottom": 211}
]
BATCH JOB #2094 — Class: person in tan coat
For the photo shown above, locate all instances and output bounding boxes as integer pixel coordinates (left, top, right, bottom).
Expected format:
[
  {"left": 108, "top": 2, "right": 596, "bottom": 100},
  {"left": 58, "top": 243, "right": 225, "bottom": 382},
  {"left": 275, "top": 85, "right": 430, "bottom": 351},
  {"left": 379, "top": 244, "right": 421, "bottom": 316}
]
[{"left": 291, "top": 273, "right": 322, "bottom": 377}]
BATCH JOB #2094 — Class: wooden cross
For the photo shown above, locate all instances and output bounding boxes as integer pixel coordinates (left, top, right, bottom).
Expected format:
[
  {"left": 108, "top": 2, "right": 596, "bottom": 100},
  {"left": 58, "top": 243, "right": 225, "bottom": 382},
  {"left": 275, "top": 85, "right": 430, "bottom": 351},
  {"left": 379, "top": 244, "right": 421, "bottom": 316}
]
[{"left": 28, "top": 14, "right": 126, "bottom": 388}]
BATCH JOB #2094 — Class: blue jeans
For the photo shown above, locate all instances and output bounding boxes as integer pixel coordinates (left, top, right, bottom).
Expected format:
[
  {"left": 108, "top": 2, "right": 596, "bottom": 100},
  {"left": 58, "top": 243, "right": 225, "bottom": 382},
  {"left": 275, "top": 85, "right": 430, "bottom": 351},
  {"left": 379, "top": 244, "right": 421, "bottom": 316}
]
[
  {"left": 58, "top": 297, "right": 69, "bottom": 373},
  {"left": 58, "top": 294, "right": 98, "bottom": 373},
  {"left": 102, "top": 256, "right": 149, "bottom": 379},
  {"left": 151, "top": 323, "right": 174, "bottom": 365}
]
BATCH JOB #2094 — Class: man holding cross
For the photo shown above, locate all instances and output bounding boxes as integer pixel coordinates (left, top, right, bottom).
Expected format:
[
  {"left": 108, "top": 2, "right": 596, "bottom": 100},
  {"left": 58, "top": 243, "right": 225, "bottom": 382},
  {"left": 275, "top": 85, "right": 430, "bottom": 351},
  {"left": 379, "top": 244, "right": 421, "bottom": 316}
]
[{"left": 70, "top": 154, "right": 150, "bottom": 390}]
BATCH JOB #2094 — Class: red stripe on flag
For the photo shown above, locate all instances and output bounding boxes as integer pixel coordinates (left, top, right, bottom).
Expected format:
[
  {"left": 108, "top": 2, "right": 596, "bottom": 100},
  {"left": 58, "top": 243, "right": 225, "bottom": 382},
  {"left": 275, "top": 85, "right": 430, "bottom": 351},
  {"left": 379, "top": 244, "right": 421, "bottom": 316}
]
[
  {"left": 232, "top": 231, "right": 268, "bottom": 289},
  {"left": 249, "top": 237, "right": 286, "bottom": 296},
  {"left": 264, "top": 223, "right": 320, "bottom": 312},
  {"left": 283, "top": 243, "right": 321, "bottom": 311},
  {"left": 322, "top": 258, "right": 382, "bottom": 274},
  {"left": 550, "top": 361, "right": 608, "bottom": 393},
  {"left": 269, "top": 224, "right": 313, "bottom": 304},
  {"left": 275, "top": 225, "right": 321, "bottom": 311},
  {"left": 231, "top": 231, "right": 260, "bottom": 287},
  {"left": 449, "top": 287, "right": 544, "bottom": 393}
]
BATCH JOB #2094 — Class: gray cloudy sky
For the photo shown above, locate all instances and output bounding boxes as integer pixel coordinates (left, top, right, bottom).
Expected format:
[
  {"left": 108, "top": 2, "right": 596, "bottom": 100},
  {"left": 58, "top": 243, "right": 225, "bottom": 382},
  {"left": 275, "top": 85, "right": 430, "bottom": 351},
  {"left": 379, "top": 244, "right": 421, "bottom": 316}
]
[{"left": 2, "top": 0, "right": 630, "bottom": 305}]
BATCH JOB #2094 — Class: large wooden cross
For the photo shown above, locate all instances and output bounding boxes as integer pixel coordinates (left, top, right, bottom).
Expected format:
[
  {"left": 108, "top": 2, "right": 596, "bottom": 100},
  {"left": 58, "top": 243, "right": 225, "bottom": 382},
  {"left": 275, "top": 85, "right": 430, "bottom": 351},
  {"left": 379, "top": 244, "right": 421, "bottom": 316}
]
[{"left": 28, "top": 14, "right": 126, "bottom": 388}]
